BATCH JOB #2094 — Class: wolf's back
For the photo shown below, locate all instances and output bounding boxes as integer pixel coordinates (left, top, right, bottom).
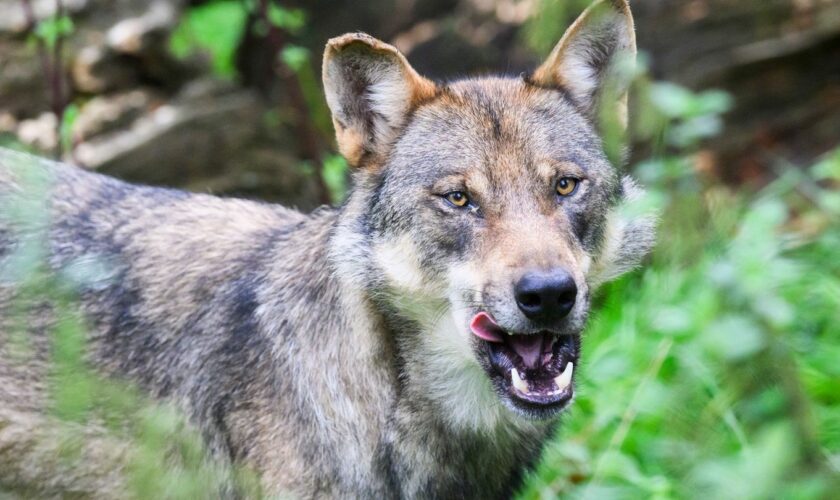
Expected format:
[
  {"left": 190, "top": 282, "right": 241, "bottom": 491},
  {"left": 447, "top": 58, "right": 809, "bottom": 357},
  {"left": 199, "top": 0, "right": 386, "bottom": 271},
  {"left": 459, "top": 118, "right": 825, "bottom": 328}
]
[
  {"left": 0, "top": 147, "right": 321, "bottom": 497},
  {"left": 0, "top": 147, "right": 312, "bottom": 393}
]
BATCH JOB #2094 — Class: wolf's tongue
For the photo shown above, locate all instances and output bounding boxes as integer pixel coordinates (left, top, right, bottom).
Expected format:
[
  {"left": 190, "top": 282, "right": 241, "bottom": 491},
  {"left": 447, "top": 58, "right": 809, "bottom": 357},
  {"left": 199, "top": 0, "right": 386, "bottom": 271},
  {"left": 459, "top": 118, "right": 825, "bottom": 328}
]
[
  {"left": 469, "top": 312, "right": 505, "bottom": 343},
  {"left": 470, "top": 313, "right": 548, "bottom": 368},
  {"left": 508, "top": 334, "right": 544, "bottom": 369}
]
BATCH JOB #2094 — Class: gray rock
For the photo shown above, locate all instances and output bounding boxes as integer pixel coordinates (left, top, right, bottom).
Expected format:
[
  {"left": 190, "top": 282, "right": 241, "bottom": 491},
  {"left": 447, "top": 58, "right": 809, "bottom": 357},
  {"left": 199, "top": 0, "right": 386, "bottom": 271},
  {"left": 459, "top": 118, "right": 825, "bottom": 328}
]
[
  {"left": 72, "top": 89, "right": 158, "bottom": 141},
  {"left": 0, "top": 0, "right": 89, "bottom": 34},
  {"left": 74, "top": 87, "right": 260, "bottom": 184},
  {"left": 106, "top": 1, "right": 177, "bottom": 55},
  {"left": 0, "top": 41, "right": 48, "bottom": 116},
  {"left": 0, "top": 112, "right": 17, "bottom": 134},
  {"left": 17, "top": 112, "right": 58, "bottom": 152},
  {"left": 70, "top": 45, "right": 139, "bottom": 94}
]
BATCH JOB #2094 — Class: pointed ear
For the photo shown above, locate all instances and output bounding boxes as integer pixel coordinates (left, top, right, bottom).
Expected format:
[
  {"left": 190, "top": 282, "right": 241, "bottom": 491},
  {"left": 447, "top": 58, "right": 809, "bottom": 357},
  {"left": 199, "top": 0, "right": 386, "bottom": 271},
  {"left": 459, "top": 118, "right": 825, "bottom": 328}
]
[
  {"left": 531, "top": 0, "right": 636, "bottom": 130},
  {"left": 322, "top": 33, "right": 437, "bottom": 168}
]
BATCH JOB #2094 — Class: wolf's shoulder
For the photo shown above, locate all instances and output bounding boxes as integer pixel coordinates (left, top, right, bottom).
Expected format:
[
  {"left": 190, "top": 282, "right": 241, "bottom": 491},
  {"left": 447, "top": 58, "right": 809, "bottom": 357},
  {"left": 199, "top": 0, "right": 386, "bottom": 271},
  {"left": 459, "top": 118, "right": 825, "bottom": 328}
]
[
  {"left": 0, "top": 147, "right": 309, "bottom": 233},
  {"left": 1, "top": 147, "right": 321, "bottom": 291}
]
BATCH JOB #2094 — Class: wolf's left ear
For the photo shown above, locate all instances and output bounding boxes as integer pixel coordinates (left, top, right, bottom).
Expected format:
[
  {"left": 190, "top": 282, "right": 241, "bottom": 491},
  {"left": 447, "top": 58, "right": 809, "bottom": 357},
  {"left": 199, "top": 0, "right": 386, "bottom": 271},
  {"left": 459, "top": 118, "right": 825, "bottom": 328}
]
[
  {"left": 323, "top": 33, "right": 437, "bottom": 168},
  {"left": 531, "top": 0, "right": 636, "bottom": 130}
]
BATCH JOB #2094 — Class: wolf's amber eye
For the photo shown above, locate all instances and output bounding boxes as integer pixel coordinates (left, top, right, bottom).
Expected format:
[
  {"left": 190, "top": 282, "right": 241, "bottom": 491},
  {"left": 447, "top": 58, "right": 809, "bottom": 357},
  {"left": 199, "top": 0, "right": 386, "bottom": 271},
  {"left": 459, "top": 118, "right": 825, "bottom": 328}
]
[
  {"left": 444, "top": 191, "right": 470, "bottom": 208},
  {"left": 555, "top": 177, "right": 579, "bottom": 197}
]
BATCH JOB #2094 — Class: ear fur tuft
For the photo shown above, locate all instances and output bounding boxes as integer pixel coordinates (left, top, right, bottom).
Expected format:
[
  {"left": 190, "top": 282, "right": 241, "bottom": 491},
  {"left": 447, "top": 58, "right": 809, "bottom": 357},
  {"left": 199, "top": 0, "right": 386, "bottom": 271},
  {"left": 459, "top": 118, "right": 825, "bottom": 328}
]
[
  {"left": 588, "top": 176, "right": 657, "bottom": 288},
  {"left": 531, "top": 0, "right": 636, "bottom": 130}
]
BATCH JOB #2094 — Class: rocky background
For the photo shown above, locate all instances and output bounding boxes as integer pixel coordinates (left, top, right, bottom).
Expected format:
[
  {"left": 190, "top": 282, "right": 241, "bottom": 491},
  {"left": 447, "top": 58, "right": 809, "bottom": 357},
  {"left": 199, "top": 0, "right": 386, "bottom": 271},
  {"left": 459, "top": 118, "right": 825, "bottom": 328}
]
[{"left": 1, "top": 0, "right": 839, "bottom": 209}]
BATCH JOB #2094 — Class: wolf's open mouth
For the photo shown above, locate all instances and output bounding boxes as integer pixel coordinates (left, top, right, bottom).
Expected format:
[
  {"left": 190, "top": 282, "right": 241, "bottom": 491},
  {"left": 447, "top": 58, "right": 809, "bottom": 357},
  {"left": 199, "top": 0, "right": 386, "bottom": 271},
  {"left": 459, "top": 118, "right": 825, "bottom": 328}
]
[{"left": 471, "top": 312, "right": 579, "bottom": 412}]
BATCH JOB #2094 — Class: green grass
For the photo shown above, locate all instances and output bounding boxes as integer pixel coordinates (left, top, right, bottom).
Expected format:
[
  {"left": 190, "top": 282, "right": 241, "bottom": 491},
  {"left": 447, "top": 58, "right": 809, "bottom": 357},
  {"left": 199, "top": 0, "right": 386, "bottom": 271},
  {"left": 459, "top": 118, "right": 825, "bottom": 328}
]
[{"left": 518, "top": 148, "right": 840, "bottom": 500}]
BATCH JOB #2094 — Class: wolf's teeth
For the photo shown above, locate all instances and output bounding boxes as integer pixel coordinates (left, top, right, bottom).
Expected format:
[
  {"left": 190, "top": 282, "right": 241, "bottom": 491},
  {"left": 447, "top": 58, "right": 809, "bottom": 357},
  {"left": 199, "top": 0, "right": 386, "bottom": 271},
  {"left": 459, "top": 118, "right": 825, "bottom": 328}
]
[
  {"left": 511, "top": 368, "right": 529, "bottom": 393},
  {"left": 554, "top": 362, "right": 574, "bottom": 391}
]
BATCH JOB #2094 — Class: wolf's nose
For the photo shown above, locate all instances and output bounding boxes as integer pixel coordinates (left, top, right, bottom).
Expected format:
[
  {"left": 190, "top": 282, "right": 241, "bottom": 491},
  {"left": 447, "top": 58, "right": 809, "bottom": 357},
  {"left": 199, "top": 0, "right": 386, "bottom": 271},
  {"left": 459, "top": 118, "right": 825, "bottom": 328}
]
[{"left": 514, "top": 270, "right": 577, "bottom": 323}]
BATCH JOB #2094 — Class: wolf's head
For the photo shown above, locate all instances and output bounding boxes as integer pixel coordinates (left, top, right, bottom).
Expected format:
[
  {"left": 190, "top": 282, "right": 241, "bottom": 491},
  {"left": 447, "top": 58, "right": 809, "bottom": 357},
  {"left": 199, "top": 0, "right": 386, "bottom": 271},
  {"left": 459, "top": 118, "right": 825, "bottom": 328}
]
[{"left": 324, "top": 0, "right": 656, "bottom": 428}]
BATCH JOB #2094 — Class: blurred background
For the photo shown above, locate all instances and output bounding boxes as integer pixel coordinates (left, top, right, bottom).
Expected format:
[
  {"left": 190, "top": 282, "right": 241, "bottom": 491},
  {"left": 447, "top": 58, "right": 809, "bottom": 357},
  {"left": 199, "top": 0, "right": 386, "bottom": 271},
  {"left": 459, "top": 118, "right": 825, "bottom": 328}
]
[
  {"left": 2, "top": 0, "right": 839, "bottom": 204},
  {"left": 0, "top": 0, "right": 838, "bottom": 498}
]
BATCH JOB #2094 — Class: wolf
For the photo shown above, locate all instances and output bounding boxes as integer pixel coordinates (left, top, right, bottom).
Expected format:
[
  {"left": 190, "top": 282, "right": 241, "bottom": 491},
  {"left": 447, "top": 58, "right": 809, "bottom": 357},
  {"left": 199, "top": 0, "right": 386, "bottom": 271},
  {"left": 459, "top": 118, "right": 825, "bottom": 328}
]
[{"left": 0, "top": 0, "right": 655, "bottom": 497}]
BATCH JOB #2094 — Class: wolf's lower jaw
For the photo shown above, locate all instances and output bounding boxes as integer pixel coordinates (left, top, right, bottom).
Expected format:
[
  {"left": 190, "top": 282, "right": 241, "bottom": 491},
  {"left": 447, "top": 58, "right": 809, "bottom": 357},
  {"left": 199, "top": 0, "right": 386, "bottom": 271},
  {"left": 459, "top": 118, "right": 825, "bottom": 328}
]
[
  {"left": 511, "top": 361, "right": 574, "bottom": 399},
  {"left": 482, "top": 331, "right": 580, "bottom": 414}
]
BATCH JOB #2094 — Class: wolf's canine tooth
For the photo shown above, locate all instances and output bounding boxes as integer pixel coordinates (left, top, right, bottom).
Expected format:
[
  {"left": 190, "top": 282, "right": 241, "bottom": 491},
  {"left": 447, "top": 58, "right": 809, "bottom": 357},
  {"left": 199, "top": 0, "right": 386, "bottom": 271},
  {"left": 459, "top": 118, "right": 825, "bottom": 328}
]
[
  {"left": 554, "top": 362, "right": 574, "bottom": 390},
  {"left": 511, "top": 368, "right": 529, "bottom": 393}
]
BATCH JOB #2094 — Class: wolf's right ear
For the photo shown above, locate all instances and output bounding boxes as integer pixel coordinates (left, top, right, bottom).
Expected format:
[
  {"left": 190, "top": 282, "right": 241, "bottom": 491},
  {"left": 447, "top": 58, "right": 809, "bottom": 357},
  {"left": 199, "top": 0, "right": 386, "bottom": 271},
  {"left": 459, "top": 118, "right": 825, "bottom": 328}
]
[
  {"left": 531, "top": 0, "right": 636, "bottom": 131},
  {"left": 322, "top": 33, "right": 437, "bottom": 168}
]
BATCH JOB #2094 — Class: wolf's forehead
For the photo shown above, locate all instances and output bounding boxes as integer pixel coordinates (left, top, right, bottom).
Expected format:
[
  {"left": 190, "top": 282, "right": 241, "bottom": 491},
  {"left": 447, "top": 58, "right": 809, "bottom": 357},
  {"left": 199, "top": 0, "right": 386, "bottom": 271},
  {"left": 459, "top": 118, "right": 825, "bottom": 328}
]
[
  {"left": 437, "top": 78, "right": 580, "bottom": 132},
  {"left": 397, "top": 77, "right": 604, "bottom": 179}
]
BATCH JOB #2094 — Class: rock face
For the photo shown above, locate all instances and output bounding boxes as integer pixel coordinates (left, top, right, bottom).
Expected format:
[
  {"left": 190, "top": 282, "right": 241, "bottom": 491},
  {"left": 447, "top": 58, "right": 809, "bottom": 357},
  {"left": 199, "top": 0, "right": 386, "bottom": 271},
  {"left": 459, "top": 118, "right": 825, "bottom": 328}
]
[
  {"left": 0, "top": 0, "right": 321, "bottom": 209},
  {"left": 0, "top": 0, "right": 838, "bottom": 202},
  {"left": 629, "top": 0, "right": 840, "bottom": 182},
  {"left": 0, "top": 0, "right": 90, "bottom": 33}
]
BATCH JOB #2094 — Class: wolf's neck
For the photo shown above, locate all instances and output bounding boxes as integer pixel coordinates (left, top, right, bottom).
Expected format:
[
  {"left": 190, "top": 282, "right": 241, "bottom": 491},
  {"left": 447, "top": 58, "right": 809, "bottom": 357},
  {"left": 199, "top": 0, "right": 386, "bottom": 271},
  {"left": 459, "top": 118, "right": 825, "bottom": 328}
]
[
  {"left": 322, "top": 201, "right": 550, "bottom": 497},
  {"left": 247, "top": 208, "right": 399, "bottom": 494},
  {"left": 371, "top": 305, "right": 551, "bottom": 497}
]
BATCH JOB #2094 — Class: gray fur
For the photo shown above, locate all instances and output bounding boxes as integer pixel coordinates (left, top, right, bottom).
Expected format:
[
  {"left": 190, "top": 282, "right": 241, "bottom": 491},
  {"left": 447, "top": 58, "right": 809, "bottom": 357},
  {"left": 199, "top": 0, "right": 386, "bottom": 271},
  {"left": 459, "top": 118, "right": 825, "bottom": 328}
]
[{"left": 0, "top": 1, "right": 655, "bottom": 497}]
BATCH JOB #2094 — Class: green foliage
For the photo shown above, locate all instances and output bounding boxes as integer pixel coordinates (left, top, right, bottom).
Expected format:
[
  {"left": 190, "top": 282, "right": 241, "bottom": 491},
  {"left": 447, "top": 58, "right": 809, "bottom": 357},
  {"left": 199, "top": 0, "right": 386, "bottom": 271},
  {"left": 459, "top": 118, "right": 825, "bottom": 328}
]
[
  {"left": 523, "top": 0, "right": 591, "bottom": 56},
  {"left": 647, "top": 82, "right": 732, "bottom": 148},
  {"left": 32, "top": 14, "right": 74, "bottom": 49},
  {"left": 322, "top": 153, "right": 349, "bottom": 204},
  {"left": 170, "top": 0, "right": 248, "bottom": 78},
  {"left": 281, "top": 44, "right": 308, "bottom": 72},
  {"left": 267, "top": 4, "right": 306, "bottom": 33},
  {"left": 59, "top": 102, "right": 79, "bottom": 154},
  {"left": 517, "top": 72, "right": 840, "bottom": 500}
]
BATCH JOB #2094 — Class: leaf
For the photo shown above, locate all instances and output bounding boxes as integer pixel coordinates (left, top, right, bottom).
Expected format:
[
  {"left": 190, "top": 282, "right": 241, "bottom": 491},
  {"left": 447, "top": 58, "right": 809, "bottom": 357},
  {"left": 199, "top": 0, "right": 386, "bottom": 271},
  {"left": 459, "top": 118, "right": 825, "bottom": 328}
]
[
  {"left": 703, "top": 315, "right": 766, "bottom": 361},
  {"left": 60, "top": 102, "right": 79, "bottom": 154},
  {"left": 281, "top": 45, "right": 310, "bottom": 72},
  {"left": 35, "top": 15, "right": 75, "bottom": 49},
  {"left": 322, "top": 154, "right": 349, "bottom": 204},
  {"left": 169, "top": 1, "right": 247, "bottom": 78},
  {"left": 267, "top": 4, "right": 306, "bottom": 33}
]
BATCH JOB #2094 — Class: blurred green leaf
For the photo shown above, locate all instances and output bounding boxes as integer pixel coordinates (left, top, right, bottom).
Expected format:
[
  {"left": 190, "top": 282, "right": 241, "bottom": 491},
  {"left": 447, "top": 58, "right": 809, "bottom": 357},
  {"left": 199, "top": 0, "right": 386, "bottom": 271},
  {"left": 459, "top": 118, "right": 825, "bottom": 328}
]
[
  {"left": 322, "top": 154, "right": 349, "bottom": 204},
  {"left": 170, "top": 1, "right": 247, "bottom": 78},
  {"left": 267, "top": 4, "right": 306, "bottom": 33},
  {"left": 703, "top": 315, "right": 766, "bottom": 361},
  {"left": 522, "top": 0, "right": 591, "bottom": 55},
  {"left": 34, "top": 15, "right": 74, "bottom": 49},
  {"left": 281, "top": 45, "right": 310, "bottom": 72},
  {"left": 649, "top": 83, "right": 731, "bottom": 119},
  {"left": 60, "top": 102, "right": 79, "bottom": 154},
  {"left": 811, "top": 149, "right": 840, "bottom": 181}
]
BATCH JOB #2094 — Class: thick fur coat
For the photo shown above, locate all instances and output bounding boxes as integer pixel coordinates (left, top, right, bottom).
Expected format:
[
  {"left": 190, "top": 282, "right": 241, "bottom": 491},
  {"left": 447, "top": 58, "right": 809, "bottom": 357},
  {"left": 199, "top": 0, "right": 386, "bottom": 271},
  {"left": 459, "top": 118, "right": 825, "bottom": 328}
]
[{"left": 0, "top": 1, "right": 655, "bottom": 497}]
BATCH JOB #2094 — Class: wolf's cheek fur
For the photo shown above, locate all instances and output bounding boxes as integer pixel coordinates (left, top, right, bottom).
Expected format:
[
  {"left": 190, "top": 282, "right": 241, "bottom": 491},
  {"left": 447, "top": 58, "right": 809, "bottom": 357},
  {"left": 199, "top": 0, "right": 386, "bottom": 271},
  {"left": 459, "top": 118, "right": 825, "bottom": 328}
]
[
  {"left": 586, "top": 176, "right": 658, "bottom": 288},
  {"left": 371, "top": 235, "right": 515, "bottom": 429},
  {"left": 411, "top": 300, "right": 508, "bottom": 430},
  {"left": 372, "top": 234, "right": 442, "bottom": 298}
]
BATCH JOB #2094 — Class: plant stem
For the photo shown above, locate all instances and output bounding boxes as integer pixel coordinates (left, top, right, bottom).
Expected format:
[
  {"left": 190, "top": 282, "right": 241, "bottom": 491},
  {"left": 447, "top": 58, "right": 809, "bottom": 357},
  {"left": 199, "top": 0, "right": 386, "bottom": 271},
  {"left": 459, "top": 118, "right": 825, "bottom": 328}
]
[
  {"left": 584, "top": 337, "right": 674, "bottom": 496},
  {"left": 20, "top": 0, "right": 68, "bottom": 159},
  {"left": 52, "top": 0, "right": 66, "bottom": 127},
  {"left": 254, "top": 0, "right": 331, "bottom": 205}
]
